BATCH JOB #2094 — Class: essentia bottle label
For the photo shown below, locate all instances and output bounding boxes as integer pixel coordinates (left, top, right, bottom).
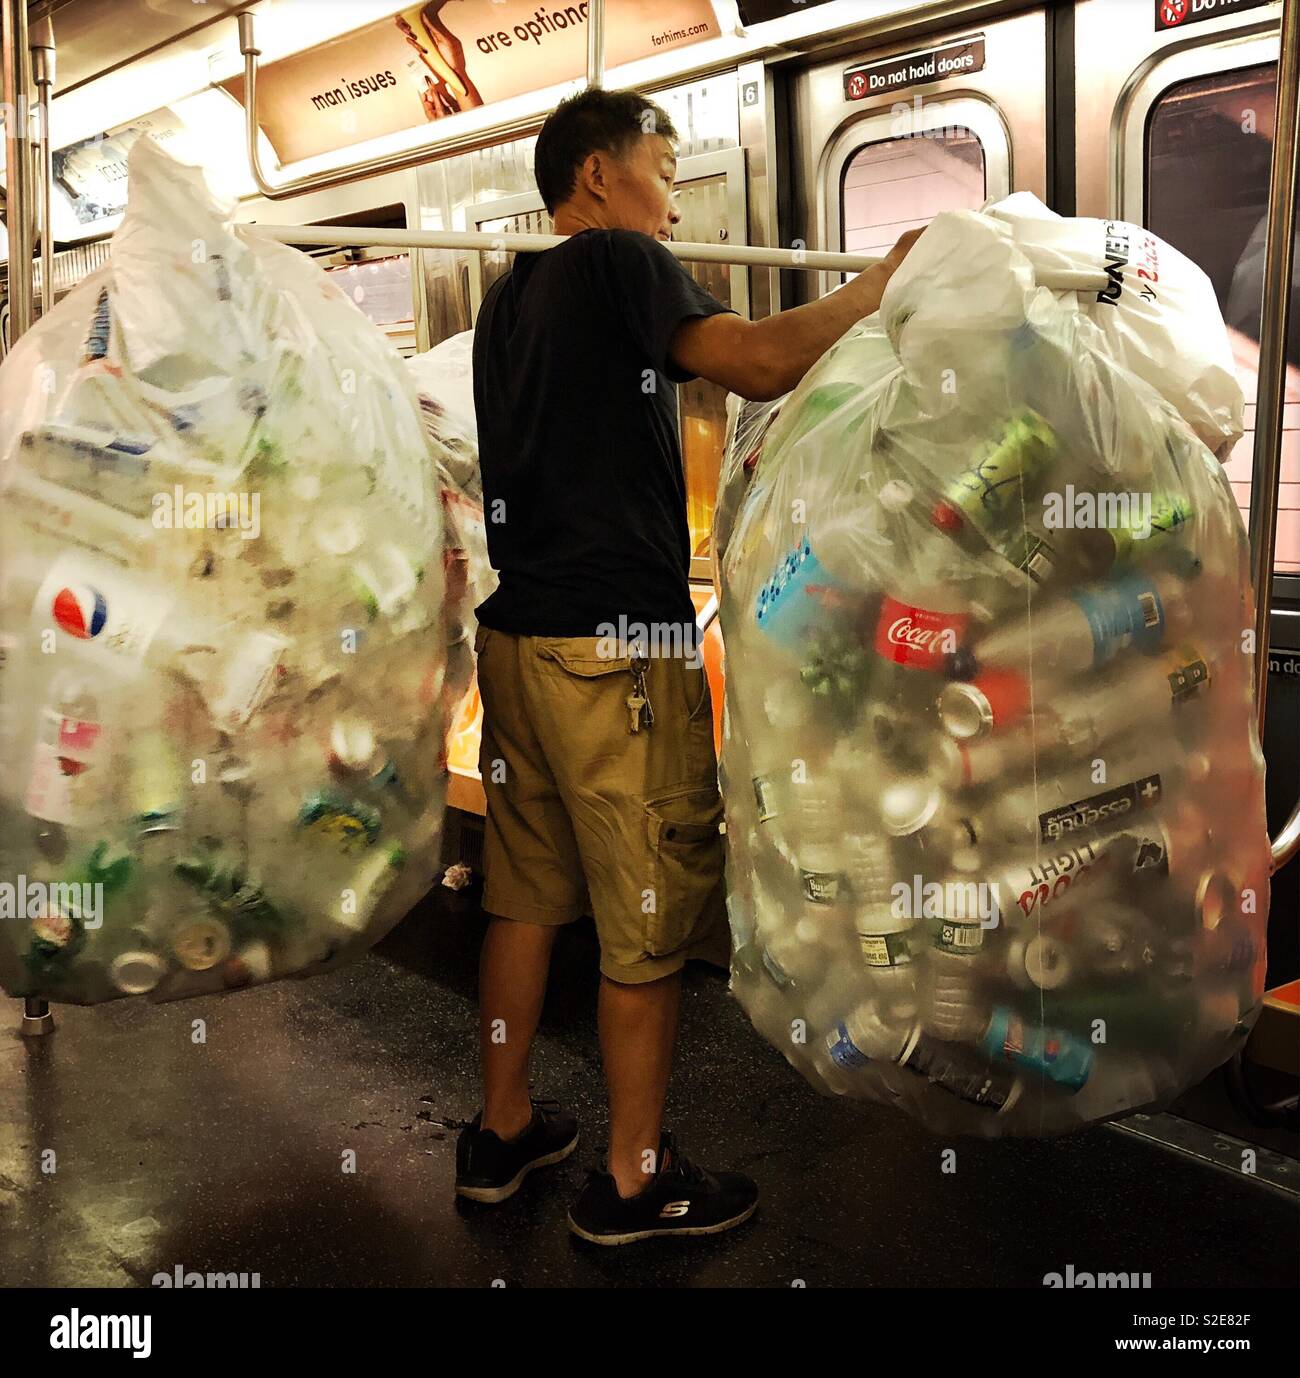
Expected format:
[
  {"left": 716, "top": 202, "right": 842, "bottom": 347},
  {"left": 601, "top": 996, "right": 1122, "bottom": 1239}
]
[{"left": 874, "top": 595, "right": 968, "bottom": 672}]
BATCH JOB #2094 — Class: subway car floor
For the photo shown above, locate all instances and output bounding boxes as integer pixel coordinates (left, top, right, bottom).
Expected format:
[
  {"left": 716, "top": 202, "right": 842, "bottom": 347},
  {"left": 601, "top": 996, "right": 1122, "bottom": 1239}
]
[{"left": 1, "top": 884, "right": 1296, "bottom": 1290}]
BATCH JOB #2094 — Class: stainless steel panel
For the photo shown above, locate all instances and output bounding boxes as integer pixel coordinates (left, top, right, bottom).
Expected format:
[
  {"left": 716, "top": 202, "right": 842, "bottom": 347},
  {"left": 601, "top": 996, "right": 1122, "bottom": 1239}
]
[
  {"left": 1075, "top": 2, "right": 1295, "bottom": 579},
  {"left": 32, "top": 0, "right": 249, "bottom": 96},
  {"left": 737, "top": 56, "right": 780, "bottom": 319},
  {"left": 787, "top": 6, "right": 1048, "bottom": 306},
  {"left": 1074, "top": 0, "right": 1282, "bottom": 219}
]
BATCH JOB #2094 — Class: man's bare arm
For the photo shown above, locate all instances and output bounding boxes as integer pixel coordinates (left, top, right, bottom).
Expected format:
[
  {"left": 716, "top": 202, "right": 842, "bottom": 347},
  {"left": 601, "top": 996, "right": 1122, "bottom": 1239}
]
[{"left": 670, "top": 228, "right": 923, "bottom": 402}]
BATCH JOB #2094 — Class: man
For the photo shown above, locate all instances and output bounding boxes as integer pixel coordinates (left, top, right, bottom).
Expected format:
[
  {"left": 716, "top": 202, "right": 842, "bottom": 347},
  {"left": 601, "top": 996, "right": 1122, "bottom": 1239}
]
[{"left": 458, "top": 87, "right": 920, "bottom": 1244}]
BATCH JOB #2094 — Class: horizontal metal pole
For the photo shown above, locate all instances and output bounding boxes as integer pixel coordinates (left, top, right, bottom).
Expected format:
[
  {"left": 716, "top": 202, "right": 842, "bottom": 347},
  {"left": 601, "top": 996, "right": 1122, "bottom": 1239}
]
[
  {"left": 249, "top": 224, "right": 1113, "bottom": 292},
  {"left": 1255, "top": 0, "right": 1300, "bottom": 875},
  {"left": 246, "top": 223, "right": 886, "bottom": 274}
]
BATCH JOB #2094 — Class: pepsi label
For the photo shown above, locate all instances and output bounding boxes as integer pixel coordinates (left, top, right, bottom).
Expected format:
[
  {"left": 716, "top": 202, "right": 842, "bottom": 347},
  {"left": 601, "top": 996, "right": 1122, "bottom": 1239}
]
[{"left": 35, "top": 556, "right": 170, "bottom": 661}]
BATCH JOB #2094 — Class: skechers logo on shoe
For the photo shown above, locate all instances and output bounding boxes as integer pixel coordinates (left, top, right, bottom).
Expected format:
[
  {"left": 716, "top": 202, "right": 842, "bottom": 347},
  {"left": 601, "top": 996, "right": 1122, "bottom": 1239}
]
[{"left": 659, "top": 1200, "right": 691, "bottom": 1219}]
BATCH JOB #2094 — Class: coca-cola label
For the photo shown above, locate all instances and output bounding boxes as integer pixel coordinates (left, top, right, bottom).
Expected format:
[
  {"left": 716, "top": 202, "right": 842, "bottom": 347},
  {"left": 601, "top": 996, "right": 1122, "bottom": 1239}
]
[
  {"left": 874, "top": 595, "right": 968, "bottom": 672},
  {"left": 26, "top": 711, "right": 106, "bottom": 825}
]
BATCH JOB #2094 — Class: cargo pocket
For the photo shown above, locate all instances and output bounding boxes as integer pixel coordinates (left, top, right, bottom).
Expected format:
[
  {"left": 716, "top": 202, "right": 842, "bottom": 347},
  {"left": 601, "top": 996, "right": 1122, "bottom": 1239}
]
[
  {"left": 535, "top": 638, "right": 632, "bottom": 679},
  {"left": 533, "top": 638, "right": 636, "bottom": 760},
  {"left": 642, "top": 783, "right": 725, "bottom": 957}
]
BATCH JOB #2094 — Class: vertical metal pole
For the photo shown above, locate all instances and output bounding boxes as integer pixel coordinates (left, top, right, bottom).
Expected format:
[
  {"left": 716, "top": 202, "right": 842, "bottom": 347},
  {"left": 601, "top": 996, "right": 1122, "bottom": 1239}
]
[
  {"left": 31, "top": 15, "right": 54, "bottom": 320},
  {"left": 2, "top": 0, "right": 34, "bottom": 336},
  {"left": 1249, "top": 0, "right": 1300, "bottom": 735},
  {"left": 586, "top": 0, "right": 605, "bottom": 90},
  {"left": 22, "top": 997, "right": 54, "bottom": 1036},
  {"left": 4, "top": 3, "right": 51, "bottom": 1034}
]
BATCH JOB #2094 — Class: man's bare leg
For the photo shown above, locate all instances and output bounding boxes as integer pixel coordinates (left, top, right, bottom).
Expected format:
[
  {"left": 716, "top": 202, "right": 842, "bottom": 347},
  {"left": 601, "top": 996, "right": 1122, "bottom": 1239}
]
[
  {"left": 478, "top": 915, "right": 558, "bottom": 1139},
  {"left": 599, "top": 970, "right": 680, "bottom": 1198}
]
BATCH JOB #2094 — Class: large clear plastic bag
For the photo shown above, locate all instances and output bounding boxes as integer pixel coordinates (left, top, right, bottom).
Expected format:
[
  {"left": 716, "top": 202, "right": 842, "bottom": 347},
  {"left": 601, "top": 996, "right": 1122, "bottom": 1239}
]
[
  {"left": 0, "top": 138, "right": 448, "bottom": 1004},
  {"left": 716, "top": 200, "right": 1270, "bottom": 1135},
  {"left": 407, "top": 332, "right": 496, "bottom": 753}
]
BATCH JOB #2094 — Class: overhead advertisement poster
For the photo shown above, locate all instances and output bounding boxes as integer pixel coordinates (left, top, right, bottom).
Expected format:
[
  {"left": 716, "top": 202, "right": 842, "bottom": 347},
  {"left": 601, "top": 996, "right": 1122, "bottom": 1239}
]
[
  {"left": 51, "top": 109, "right": 188, "bottom": 226},
  {"left": 224, "top": 0, "right": 721, "bottom": 165}
]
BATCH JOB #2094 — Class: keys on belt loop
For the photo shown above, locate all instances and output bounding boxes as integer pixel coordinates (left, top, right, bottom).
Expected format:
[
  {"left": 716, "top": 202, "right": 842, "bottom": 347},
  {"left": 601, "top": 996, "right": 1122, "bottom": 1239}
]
[{"left": 627, "top": 654, "right": 654, "bottom": 734}]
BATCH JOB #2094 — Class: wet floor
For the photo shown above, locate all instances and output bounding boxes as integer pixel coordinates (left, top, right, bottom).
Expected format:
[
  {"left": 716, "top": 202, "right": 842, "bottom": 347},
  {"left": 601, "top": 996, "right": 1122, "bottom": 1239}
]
[{"left": 1, "top": 888, "right": 1296, "bottom": 1289}]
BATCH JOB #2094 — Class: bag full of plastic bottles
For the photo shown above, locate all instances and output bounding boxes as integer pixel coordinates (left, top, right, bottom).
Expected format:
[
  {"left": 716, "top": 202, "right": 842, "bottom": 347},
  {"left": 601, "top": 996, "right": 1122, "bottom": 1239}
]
[
  {"left": 716, "top": 197, "right": 1270, "bottom": 1135},
  {"left": 407, "top": 331, "right": 497, "bottom": 751},
  {"left": 0, "top": 136, "right": 450, "bottom": 1004}
]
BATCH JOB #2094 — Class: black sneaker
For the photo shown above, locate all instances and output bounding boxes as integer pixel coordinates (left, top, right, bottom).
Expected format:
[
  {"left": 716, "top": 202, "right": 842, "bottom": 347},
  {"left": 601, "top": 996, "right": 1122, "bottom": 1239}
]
[
  {"left": 567, "top": 1132, "right": 758, "bottom": 1245},
  {"left": 455, "top": 1098, "right": 579, "bottom": 1203}
]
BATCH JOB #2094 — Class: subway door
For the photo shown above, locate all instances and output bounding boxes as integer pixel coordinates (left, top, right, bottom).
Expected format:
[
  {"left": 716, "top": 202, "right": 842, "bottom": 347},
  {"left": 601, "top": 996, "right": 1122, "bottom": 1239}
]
[
  {"left": 1074, "top": 0, "right": 1298, "bottom": 993},
  {"left": 787, "top": 8, "right": 1051, "bottom": 303}
]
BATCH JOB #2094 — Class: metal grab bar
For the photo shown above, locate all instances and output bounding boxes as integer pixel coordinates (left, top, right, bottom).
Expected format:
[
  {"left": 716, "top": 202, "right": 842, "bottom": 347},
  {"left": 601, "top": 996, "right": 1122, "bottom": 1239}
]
[
  {"left": 247, "top": 224, "right": 1118, "bottom": 290},
  {"left": 248, "top": 221, "right": 890, "bottom": 274},
  {"left": 4, "top": 1, "right": 55, "bottom": 1036},
  {"left": 1249, "top": 0, "right": 1300, "bottom": 874}
]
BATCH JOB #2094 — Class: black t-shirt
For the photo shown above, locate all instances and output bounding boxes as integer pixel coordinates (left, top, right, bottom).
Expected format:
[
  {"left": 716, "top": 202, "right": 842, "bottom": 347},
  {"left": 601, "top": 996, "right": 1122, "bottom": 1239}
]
[{"left": 472, "top": 228, "right": 732, "bottom": 636}]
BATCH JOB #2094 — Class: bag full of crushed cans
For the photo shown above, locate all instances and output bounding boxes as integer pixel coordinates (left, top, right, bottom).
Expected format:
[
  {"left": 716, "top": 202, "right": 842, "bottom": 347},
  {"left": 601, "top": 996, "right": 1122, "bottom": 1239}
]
[
  {"left": 0, "top": 136, "right": 454, "bottom": 1004},
  {"left": 715, "top": 196, "right": 1270, "bottom": 1135}
]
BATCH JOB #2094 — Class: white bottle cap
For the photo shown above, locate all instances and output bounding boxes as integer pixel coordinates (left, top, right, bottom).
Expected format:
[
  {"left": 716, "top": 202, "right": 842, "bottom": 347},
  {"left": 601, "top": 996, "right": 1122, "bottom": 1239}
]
[
  {"left": 111, "top": 950, "right": 166, "bottom": 995},
  {"left": 879, "top": 777, "right": 941, "bottom": 836},
  {"left": 878, "top": 479, "right": 914, "bottom": 512},
  {"left": 1023, "top": 934, "right": 1071, "bottom": 990}
]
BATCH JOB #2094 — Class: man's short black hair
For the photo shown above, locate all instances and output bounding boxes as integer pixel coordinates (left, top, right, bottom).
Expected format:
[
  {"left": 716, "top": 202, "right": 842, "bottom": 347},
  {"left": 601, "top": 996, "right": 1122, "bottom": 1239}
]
[{"left": 534, "top": 88, "right": 678, "bottom": 214}]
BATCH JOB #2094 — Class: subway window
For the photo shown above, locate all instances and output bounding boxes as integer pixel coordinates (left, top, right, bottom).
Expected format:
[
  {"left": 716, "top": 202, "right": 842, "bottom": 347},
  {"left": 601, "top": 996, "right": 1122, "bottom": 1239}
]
[
  {"left": 840, "top": 127, "right": 986, "bottom": 260},
  {"left": 1146, "top": 64, "right": 1300, "bottom": 572}
]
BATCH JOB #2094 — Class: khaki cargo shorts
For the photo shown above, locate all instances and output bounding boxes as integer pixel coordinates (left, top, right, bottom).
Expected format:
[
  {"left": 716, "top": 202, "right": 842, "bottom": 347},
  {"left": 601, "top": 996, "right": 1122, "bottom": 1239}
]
[{"left": 474, "top": 625, "right": 730, "bottom": 984}]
